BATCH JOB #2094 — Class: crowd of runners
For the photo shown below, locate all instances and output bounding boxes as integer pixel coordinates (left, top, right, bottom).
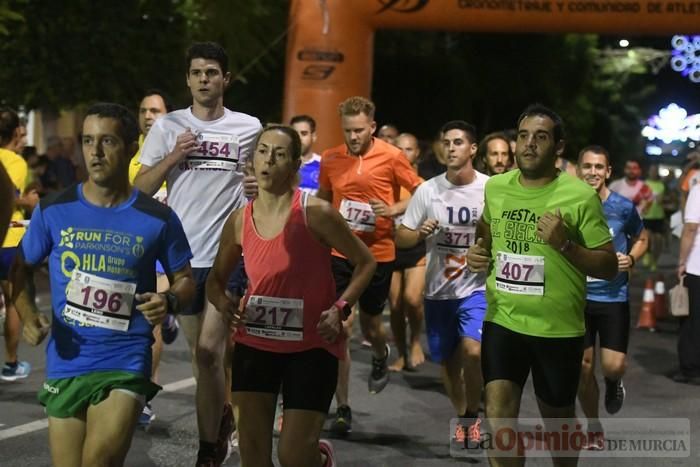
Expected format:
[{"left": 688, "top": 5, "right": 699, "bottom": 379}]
[{"left": 1, "top": 40, "right": 699, "bottom": 467}]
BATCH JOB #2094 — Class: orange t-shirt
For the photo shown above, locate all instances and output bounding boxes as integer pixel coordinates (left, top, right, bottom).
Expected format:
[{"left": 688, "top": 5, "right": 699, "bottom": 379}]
[{"left": 320, "top": 137, "right": 422, "bottom": 262}]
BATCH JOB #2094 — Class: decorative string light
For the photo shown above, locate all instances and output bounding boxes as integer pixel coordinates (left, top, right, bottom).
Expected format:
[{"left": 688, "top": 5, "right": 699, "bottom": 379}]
[
  {"left": 642, "top": 103, "right": 700, "bottom": 144},
  {"left": 670, "top": 35, "right": 700, "bottom": 83}
]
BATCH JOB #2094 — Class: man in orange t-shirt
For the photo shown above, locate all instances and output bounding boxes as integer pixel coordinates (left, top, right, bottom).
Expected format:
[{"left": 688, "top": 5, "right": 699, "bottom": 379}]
[{"left": 318, "top": 96, "right": 421, "bottom": 434}]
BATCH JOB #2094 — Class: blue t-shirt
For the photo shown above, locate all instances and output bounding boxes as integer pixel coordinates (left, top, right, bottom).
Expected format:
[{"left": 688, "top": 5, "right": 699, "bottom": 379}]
[
  {"left": 20, "top": 184, "right": 192, "bottom": 379},
  {"left": 298, "top": 154, "right": 321, "bottom": 195},
  {"left": 587, "top": 191, "right": 643, "bottom": 302}
]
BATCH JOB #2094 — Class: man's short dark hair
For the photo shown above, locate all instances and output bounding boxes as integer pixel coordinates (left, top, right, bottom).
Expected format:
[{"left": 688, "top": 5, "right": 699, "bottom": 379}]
[
  {"left": 142, "top": 88, "right": 174, "bottom": 112},
  {"left": 290, "top": 114, "right": 316, "bottom": 133},
  {"left": 517, "top": 103, "right": 565, "bottom": 143},
  {"left": 85, "top": 103, "right": 139, "bottom": 146},
  {"left": 0, "top": 107, "right": 20, "bottom": 147},
  {"left": 578, "top": 145, "right": 610, "bottom": 166},
  {"left": 440, "top": 120, "right": 478, "bottom": 144},
  {"left": 186, "top": 41, "right": 229, "bottom": 74}
]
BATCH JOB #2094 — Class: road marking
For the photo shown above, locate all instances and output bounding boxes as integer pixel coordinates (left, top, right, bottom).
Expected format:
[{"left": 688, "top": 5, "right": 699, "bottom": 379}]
[
  {"left": 0, "top": 376, "right": 197, "bottom": 442},
  {"left": 0, "top": 419, "right": 49, "bottom": 441},
  {"left": 162, "top": 377, "right": 196, "bottom": 392}
]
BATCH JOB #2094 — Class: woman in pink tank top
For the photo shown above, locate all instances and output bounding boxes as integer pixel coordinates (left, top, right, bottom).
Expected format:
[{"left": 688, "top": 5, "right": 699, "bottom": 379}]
[{"left": 207, "top": 125, "right": 375, "bottom": 467}]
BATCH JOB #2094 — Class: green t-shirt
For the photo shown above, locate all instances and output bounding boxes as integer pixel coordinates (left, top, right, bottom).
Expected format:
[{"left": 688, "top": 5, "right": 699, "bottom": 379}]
[
  {"left": 483, "top": 170, "right": 612, "bottom": 337},
  {"left": 643, "top": 179, "right": 665, "bottom": 220}
]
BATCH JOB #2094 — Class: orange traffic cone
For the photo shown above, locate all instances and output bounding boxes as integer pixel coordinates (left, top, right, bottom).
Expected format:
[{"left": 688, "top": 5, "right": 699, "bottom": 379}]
[
  {"left": 637, "top": 278, "right": 657, "bottom": 331},
  {"left": 654, "top": 274, "right": 668, "bottom": 319}
]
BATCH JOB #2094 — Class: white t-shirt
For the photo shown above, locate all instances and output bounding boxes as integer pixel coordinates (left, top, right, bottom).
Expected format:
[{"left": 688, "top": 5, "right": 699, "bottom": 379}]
[
  {"left": 684, "top": 184, "right": 700, "bottom": 275},
  {"left": 401, "top": 172, "right": 488, "bottom": 299},
  {"left": 140, "top": 107, "right": 262, "bottom": 267}
]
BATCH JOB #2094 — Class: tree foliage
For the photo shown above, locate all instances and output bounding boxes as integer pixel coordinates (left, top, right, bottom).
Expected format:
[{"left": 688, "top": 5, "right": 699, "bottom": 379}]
[
  {"left": 178, "top": 0, "right": 289, "bottom": 122},
  {"left": 0, "top": 0, "right": 288, "bottom": 121},
  {"left": 0, "top": 0, "right": 189, "bottom": 111},
  {"left": 372, "top": 31, "right": 659, "bottom": 169},
  {"left": 0, "top": 0, "right": 23, "bottom": 36}
]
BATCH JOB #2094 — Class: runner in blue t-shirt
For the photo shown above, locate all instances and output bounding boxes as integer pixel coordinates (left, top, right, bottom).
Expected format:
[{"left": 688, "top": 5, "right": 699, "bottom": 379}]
[
  {"left": 291, "top": 114, "right": 321, "bottom": 195},
  {"left": 11, "top": 103, "right": 195, "bottom": 467},
  {"left": 576, "top": 145, "right": 648, "bottom": 450}
]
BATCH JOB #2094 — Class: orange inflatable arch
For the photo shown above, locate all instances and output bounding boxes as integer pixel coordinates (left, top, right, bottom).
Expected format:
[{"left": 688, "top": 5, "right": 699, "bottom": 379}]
[{"left": 283, "top": 0, "right": 700, "bottom": 149}]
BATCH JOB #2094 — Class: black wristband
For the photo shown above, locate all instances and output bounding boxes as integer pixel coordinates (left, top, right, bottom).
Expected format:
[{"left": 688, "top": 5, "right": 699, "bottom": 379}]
[{"left": 164, "top": 291, "right": 179, "bottom": 315}]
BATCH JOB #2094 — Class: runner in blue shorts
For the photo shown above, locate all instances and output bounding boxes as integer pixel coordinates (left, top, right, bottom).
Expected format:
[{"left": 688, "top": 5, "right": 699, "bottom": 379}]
[{"left": 396, "top": 120, "right": 488, "bottom": 444}]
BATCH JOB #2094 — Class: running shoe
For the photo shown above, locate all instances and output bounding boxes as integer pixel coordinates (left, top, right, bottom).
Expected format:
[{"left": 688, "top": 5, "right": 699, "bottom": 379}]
[
  {"left": 319, "top": 439, "right": 337, "bottom": 467},
  {"left": 467, "top": 417, "right": 482, "bottom": 446},
  {"left": 138, "top": 403, "right": 155, "bottom": 428},
  {"left": 215, "top": 403, "right": 235, "bottom": 465},
  {"left": 582, "top": 428, "right": 605, "bottom": 451},
  {"left": 368, "top": 344, "right": 390, "bottom": 394},
  {"left": 274, "top": 399, "right": 284, "bottom": 435},
  {"left": 453, "top": 423, "right": 466, "bottom": 443},
  {"left": 1, "top": 361, "right": 31, "bottom": 381},
  {"left": 161, "top": 314, "right": 179, "bottom": 345},
  {"left": 330, "top": 404, "right": 352, "bottom": 435},
  {"left": 604, "top": 379, "right": 625, "bottom": 414}
]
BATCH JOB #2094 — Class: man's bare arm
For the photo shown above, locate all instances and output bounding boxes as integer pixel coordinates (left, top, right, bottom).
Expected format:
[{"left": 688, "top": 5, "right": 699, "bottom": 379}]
[{"left": 134, "top": 129, "right": 197, "bottom": 195}]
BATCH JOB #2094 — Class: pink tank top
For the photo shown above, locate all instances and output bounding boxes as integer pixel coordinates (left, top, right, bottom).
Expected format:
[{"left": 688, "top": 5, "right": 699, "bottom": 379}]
[{"left": 234, "top": 190, "right": 343, "bottom": 359}]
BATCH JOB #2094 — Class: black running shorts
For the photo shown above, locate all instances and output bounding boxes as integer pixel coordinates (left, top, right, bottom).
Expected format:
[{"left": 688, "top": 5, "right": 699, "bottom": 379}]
[
  {"left": 583, "top": 300, "right": 630, "bottom": 353},
  {"left": 231, "top": 343, "right": 338, "bottom": 413},
  {"left": 481, "top": 321, "right": 584, "bottom": 408},
  {"left": 331, "top": 256, "right": 394, "bottom": 316},
  {"left": 179, "top": 259, "right": 248, "bottom": 316}
]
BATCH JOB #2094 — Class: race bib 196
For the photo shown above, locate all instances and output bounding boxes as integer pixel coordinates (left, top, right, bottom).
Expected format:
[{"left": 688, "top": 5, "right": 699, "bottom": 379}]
[
  {"left": 495, "top": 252, "right": 545, "bottom": 296},
  {"left": 340, "top": 199, "right": 376, "bottom": 232},
  {"left": 245, "top": 295, "right": 304, "bottom": 341},
  {"left": 64, "top": 269, "right": 136, "bottom": 331}
]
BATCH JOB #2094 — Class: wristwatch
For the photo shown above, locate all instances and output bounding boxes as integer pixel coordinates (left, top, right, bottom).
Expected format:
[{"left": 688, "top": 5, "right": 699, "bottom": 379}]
[
  {"left": 559, "top": 239, "right": 573, "bottom": 253},
  {"left": 164, "top": 291, "right": 179, "bottom": 315},
  {"left": 334, "top": 299, "right": 352, "bottom": 321}
]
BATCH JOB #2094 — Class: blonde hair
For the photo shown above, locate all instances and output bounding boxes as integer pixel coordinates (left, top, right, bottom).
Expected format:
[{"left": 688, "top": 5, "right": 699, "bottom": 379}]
[{"left": 338, "top": 96, "right": 375, "bottom": 119}]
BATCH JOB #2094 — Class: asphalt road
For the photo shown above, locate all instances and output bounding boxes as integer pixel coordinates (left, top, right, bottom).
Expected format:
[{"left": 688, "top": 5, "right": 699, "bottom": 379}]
[{"left": 1, "top": 243, "right": 699, "bottom": 466}]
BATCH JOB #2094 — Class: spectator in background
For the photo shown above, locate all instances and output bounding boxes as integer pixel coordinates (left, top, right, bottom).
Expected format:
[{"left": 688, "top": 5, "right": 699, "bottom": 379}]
[
  {"left": 62, "top": 135, "right": 85, "bottom": 181},
  {"left": 609, "top": 159, "right": 653, "bottom": 215},
  {"left": 675, "top": 183, "right": 700, "bottom": 385},
  {"left": 662, "top": 170, "right": 681, "bottom": 247},
  {"left": 476, "top": 132, "right": 514, "bottom": 176},
  {"left": 41, "top": 136, "right": 76, "bottom": 191},
  {"left": 417, "top": 131, "right": 447, "bottom": 180},
  {"left": 642, "top": 164, "right": 667, "bottom": 272},
  {"left": 377, "top": 123, "right": 399, "bottom": 146}
]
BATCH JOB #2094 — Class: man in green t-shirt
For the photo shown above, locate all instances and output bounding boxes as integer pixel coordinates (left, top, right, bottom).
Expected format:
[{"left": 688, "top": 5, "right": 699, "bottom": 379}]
[{"left": 467, "top": 104, "right": 617, "bottom": 464}]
